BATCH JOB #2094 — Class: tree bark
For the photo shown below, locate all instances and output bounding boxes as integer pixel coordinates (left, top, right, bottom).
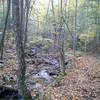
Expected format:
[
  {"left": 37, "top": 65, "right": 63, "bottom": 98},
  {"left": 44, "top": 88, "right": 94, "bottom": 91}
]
[
  {"left": 12, "top": 0, "right": 32, "bottom": 99},
  {"left": 0, "top": 0, "right": 10, "bottom": 60},
  {"left": 59, "top": 0, "right": 66, "bottom": 76},
  {"left": 24, "top": 0, "right": 30, "bottom": 47}
]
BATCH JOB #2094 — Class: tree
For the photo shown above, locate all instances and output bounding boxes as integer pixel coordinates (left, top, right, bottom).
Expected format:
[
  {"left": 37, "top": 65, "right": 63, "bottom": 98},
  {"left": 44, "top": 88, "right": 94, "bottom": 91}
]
[
  {"left": 12, "top": 0, "right": 32, "bottom": 99},
  {"left": 0, "top": 0, "right": 10, "bottom": 61},
  {"left": 24, "top": 0, "right": 30, "bottom": 47},
  {"left": 59, "top": 0, "right": 66, "bottom": 76}
]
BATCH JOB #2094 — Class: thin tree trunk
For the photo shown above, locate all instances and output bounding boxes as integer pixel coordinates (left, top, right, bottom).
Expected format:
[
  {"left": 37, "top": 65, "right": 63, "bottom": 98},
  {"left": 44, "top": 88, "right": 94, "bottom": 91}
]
[
  {"left": 0, "top": 0, "right": 10, "bottom": 60},
  {"left": 51, "top": 0, "right": 56, "bottom": 49},
  {"left": 20, "top": 0, "right": 25, "bottom": 44},
  {"left": 96, "top": 1, "right": 100, "bottom": 53},
  {"left": 24, "top": 0, "right": 30, "bottom": 47},
  {"left": 59, "top": 0, "right": 66, "bottom": 76},
  {"left": 12, "top": 0, "right": 32, "bottom": 99},
  {"left": 73, "top": 0, "right": 77, "bottom": 56},
  {"left": 24, "top": 0, "right": 36, "bottom": 47}
]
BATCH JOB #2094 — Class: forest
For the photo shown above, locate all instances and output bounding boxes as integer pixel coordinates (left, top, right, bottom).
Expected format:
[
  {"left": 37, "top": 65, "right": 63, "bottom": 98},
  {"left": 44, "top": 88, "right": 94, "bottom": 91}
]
[{"left": 0, "top": 0, "right": 100, "bottom": 100}]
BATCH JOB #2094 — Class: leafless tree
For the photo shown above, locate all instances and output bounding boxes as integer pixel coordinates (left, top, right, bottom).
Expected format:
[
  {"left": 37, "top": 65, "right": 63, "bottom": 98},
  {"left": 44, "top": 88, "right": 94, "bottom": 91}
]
[
  {"left": 0, "top": 0, "right": 10, "bottom": 61},
  {"left": 12, "top": 0, "right": 32, "bottom": 99}
]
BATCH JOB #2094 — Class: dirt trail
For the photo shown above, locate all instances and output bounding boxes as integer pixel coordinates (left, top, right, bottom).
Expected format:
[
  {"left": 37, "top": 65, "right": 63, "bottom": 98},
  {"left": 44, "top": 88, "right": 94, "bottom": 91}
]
[{"left": 46, "top": 55, "right": 100, "bottom": 100}]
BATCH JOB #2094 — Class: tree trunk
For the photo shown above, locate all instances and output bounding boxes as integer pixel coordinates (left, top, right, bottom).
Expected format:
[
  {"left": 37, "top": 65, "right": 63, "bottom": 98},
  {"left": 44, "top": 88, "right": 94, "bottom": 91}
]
[
  {"left": 0, "top": 0, "right": 10, "bottom": 60},
  {"left": 73, "top": 0, "right": 77, "bottom": 56},
  {"left": 59, "top": 42, "right": 66, "bottom": 76},
  {"left": 12, "top": 0, "right": 32, "bottom": 99},
  {"left": 57, "top": 0, "right": 66, "bottom": 76},
  {"left": 24, "top": 0, "right": 30, "bottom": 47}
]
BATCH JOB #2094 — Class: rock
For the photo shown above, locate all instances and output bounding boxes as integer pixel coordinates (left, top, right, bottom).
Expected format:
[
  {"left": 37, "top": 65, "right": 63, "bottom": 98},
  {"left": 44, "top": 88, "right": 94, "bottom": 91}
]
[
  {"left": 0, "top": 61, "right": 4, "bottom": 68},
  {"left": 2, "top": 75, "right": 17, "bottom": 83},
  {"left": 35, "top": 83, "right": 42, "bottom": 89},
  {"left": 38, "top": 70, "right": 52, "bottom": 82},
  {"left": 50, "top": 59, "right": 59, "bottom": 66},
  {"left": 27, "top": 80, "right": 36, "bottom": 85},
  {"left": 44, "top": 58, "right": 59, "bottom": 66}
]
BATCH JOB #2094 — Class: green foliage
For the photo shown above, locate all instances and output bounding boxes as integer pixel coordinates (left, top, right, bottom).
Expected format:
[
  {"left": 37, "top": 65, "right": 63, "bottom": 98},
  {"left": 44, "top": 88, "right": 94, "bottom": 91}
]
[
  {"left": 79, "top": 32, "right": 96, "bottom": 43},
  {"left": 30, "top": 35, "right": 54, "bottom": 46}
]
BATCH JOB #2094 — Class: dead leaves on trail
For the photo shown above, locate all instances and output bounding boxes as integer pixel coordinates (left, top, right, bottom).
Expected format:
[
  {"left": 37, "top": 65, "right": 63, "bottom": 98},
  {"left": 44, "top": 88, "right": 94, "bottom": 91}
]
[{"left": 46, "top": 55, "right": 100, "bottom": 100}]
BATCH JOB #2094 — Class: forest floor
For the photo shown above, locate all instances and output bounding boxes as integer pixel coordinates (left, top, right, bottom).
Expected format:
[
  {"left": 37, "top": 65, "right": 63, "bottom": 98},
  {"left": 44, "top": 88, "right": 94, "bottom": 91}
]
[
  {"left": 0, "top": 43, "right": 100, "bottom": 100},
  {"left": 45, "top": 55, "right": 100, "bottom": 100}
]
